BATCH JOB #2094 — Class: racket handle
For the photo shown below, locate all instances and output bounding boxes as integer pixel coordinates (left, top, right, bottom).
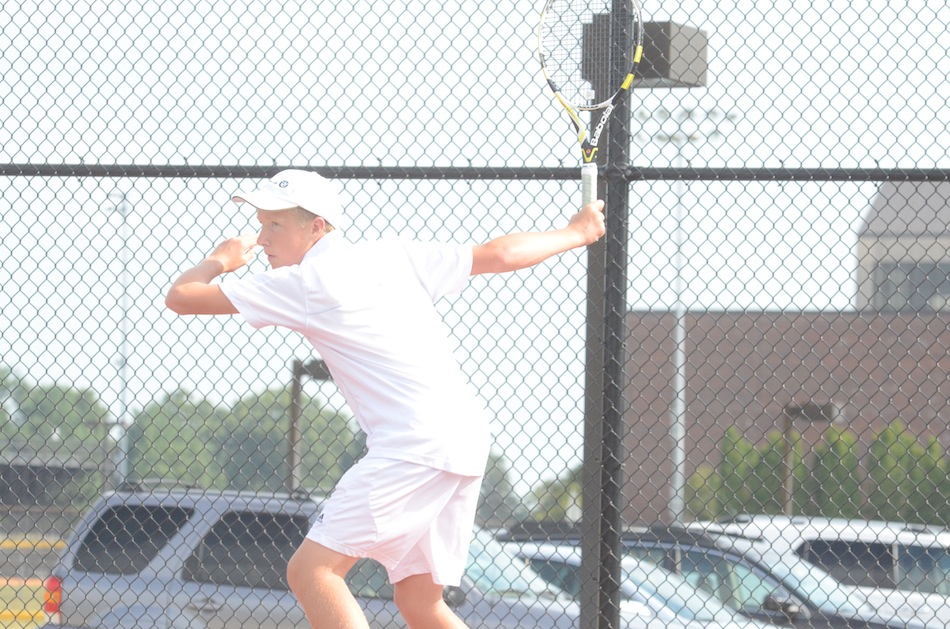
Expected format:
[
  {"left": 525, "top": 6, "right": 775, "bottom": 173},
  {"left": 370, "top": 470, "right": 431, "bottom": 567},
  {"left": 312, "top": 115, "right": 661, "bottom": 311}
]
[{"left": 581, "top": 163, "right": 597, "bottom": 206}]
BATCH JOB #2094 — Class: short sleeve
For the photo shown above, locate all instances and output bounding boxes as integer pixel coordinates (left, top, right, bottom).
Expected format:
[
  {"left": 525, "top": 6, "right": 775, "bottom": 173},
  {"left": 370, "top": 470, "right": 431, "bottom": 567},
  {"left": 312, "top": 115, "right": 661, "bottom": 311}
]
[
  {"left": 398, "top": 240, "right": 473, "bottom": 301},
  {"left": 220, "top": 268, "right": 307, "bottom": 331}
]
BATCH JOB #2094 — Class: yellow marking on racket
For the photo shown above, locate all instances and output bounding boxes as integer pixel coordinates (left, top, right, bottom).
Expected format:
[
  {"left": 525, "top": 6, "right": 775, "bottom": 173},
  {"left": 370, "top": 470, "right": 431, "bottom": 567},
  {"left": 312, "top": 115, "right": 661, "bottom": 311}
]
[{"left": 620, "top": 47, "right": 644, "bottom": 89}]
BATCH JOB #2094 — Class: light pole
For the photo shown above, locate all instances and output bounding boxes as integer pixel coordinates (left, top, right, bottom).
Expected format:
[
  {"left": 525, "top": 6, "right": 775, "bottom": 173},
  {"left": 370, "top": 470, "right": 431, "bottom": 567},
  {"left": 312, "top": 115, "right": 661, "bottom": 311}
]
[
  {"left": 288, "top": 359, "right": 332, "bottom": 494},
  {"left": 781, "top": 402, "right": 834, "bottom": 514},
  {"left": 106, "top": 191, "right": 132, "bottom": 486},
  {"left": 635, "top": 106, "right": 736, "bottom": 523}
]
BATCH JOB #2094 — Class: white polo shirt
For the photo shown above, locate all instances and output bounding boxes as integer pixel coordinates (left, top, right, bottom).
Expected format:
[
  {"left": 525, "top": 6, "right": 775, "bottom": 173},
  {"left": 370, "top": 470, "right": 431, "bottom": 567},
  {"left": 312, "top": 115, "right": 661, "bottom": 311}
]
[{"left": 220, "top": 231, "right": 491, "bottom": 476}]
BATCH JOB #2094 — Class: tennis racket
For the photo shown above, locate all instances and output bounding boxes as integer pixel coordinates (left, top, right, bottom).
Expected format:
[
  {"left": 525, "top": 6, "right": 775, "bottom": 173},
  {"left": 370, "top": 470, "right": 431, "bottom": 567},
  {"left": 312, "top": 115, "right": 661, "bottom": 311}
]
[{"left": 538, "top": 0, "right": 644, "bottom": 205}]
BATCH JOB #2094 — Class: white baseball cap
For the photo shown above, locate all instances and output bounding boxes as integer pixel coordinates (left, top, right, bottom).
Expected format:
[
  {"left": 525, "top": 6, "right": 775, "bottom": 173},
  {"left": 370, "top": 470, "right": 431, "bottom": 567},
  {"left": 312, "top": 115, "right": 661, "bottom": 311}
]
[{"left": 232, "top": 169, "right": 346, "bottom": 230}]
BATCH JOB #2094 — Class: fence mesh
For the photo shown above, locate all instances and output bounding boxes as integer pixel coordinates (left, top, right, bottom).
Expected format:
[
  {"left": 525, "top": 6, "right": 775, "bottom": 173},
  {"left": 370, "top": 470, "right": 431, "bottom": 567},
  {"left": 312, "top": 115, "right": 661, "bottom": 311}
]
[{"left": 2, "top": 0, "right": 950, "bottom": 627}]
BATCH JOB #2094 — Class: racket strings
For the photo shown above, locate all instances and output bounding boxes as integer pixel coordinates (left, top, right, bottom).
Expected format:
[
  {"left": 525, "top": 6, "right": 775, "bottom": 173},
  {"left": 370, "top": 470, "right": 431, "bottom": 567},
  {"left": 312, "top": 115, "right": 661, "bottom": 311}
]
[{"left": 539, "top": 0, "right": 641, "bottom": 108}]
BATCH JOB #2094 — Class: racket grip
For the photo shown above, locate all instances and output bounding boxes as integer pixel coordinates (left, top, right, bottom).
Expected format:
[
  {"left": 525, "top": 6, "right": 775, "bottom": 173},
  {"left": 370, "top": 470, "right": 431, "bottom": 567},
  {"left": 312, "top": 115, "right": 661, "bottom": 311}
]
[{"left": 581, "top": 163, "right": 597, "bottom": 206}]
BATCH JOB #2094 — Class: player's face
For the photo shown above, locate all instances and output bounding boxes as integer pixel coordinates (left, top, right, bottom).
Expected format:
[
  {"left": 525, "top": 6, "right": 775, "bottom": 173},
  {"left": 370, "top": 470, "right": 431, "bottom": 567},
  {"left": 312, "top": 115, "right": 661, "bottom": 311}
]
[{"left": 256, "top": 209, "right": 318, "bottom": 268}]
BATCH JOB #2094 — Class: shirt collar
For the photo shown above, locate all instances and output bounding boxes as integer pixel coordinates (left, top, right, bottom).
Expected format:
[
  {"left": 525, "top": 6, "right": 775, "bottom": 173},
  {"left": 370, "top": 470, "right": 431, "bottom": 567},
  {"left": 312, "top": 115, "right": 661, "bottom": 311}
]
[{"left": 303, "top": 230, "right": 348, "bottom": 261}]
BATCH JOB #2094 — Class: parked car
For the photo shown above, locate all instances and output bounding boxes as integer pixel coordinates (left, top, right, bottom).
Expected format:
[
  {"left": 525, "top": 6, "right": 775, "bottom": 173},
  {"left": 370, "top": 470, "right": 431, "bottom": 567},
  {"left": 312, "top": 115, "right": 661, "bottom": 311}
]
[
  {"left": 39, "top": 482, "right": 616, "bottom": 629},
  {"left": 497, "top": 523, "right": 923, "bottom": 629},
  {"left": 504, "top": 540, "right": 778, "bottom": 629},
  {"left": 702, "top": 515, "right": 950, "bottom": 627}
]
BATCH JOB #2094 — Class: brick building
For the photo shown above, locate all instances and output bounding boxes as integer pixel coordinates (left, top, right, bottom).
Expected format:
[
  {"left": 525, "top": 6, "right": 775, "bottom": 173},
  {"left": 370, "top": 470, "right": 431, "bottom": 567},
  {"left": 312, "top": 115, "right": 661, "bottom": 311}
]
[{"left": 624, "top": 182, "right": 950, "bottom": 524}]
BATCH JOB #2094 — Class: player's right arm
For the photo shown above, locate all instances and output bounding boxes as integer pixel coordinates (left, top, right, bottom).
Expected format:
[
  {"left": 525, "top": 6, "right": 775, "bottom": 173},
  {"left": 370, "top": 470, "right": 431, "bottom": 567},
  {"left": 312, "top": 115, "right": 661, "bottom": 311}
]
[
  {"left": 470, "top": 200, "right": 605, "bottom": 275},
  {"left": 165, "top": 234, "right": 258, "bottom": 315}
]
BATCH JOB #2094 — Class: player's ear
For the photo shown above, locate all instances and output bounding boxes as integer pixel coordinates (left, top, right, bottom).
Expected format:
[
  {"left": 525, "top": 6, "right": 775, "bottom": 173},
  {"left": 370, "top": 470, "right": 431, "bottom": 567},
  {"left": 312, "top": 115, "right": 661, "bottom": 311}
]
[{"left": 311, "top": 215, "right": 328, "bottom": 238}]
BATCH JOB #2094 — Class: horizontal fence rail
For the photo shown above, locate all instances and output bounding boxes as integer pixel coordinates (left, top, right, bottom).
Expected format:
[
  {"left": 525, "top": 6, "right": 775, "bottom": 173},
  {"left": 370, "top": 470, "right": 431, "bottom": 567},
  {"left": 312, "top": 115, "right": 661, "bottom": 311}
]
[{"left": 4, "top": 164, "right": 950, "bottom": 181}]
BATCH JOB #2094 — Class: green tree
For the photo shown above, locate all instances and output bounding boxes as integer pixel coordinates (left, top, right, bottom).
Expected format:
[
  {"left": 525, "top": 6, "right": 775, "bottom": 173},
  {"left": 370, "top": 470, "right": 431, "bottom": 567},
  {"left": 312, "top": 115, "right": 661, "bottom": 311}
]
[
  {"left": 218, "top": 386, "right": 360, "bottom": 492},
  {"left": 685, "top": 463, "right": 721, "bottom": 521},
  {"left": 0, "top": 367, "right": 111, "bottom": 509},
  {"left": 749, "top": 430, "right": 787, "bottom": 514},
  {"left": 931, "top": 442, "right": 950, "bottom": 526},
  {"left": 128, "top": 388, "right": 225, "bottom": 488},
  {"left": 477, "top": 451, "right": 528, "bottom": 527},
  {"left": 128, "top": 386, "right": 361, "bottom": 494},
  {"left": 805, "top": 425, "right": 863, "bottom": 518},
  {"left": 904, "top": 435, "right": 947, "bottom": 525},
  {"left": 750, "top": 429, "right": 809, "bottom": 515},
  {"left": 531, "top": 464, "right": 582, "bottom": 522},
  {"left": 866, "top": 420, "right": 926, "bottom": 521},
  {"left": 295, "top": 392, "right": 364, "bottom": 493},
  {"left": 717, "top": 426, "right": 758, "bottom": 517},
  {"left": 0, "top": 371, "right": 110, "bottom": 459}
]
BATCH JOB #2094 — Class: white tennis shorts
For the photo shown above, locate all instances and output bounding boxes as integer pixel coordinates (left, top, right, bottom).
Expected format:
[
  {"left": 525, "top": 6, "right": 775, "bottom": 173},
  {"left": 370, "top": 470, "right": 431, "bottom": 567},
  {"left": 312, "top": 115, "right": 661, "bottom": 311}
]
[{"left": 305, "top": 456, "right": 483, "bottom": 586}]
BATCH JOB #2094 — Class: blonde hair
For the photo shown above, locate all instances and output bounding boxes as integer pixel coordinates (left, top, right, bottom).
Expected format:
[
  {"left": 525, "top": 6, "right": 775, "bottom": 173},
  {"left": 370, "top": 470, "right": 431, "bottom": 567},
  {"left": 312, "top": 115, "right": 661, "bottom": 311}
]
[{"left": 292, "top": 207, "right": 334, "bottom": 232}]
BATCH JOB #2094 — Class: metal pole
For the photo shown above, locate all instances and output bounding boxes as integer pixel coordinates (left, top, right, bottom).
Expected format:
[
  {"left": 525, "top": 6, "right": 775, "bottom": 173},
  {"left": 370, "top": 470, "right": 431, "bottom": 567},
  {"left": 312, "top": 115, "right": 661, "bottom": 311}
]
[
  {"left": 669, "top": 148, "right": 687, "bottom": 524},
  {"left": 634, "top": 108, "right": 737, "bottom": 524},
  {"left": 108, "top": 192, "right": 132, "bottom": 486},
  {"left": 782, "top": 413, "right": 794, "bottom": 515},
  {"left": 581, "top": 206, "right": 608, "bottom": 629},
  {"left": 287, "top": 360, "right": 303, "bottom": 494},
  {"left": 581, "top": 3, "right": 631, "bottom": 627},
  {"left": 287, "top": 359, "right": 331, "bottom": 493}
]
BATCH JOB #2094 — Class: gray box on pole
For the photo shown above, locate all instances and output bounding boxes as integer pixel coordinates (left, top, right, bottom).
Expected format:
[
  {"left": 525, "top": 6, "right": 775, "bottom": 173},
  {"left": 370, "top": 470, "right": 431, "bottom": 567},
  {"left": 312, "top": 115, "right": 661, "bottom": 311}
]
[{"left": 636, "top": 22, "right": 708, "bottom": 88}]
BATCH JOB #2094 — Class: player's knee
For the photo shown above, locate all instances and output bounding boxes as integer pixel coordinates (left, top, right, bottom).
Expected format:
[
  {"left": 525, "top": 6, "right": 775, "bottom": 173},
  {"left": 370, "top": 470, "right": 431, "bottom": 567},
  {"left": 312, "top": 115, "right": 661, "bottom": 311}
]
[
  {"left": 287, "top": 541, "right": 355, "bottom": 598},
  {"left": 392, "top": 586, "right": 413, "bottom": 614},
  {"left": 393, "top": 593, "right": 435, "bottom": 626},
  {"left": 286, "top": 548, "right": 311, "bottom": 596},
  {"left": 393, "top": 577, "right": 449, "bottom": 626},
  {"left": 286, "top": 545, "right": 327, "bottom": 596}
]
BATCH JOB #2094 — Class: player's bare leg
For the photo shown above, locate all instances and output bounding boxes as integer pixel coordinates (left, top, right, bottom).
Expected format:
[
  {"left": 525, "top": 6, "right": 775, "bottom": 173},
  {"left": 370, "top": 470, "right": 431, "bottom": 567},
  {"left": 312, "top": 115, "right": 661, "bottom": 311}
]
[
  {"left": 393, "top": 573, "right": 469, "bottom": 629},
  {"left": 287, "top": 540, "right": 368, "bottom": 629}
]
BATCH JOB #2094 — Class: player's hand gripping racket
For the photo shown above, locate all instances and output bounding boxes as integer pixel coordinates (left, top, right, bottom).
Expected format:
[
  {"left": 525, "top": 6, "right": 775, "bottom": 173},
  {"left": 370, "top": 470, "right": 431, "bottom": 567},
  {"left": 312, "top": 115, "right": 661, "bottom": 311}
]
[{"left": 538, "top": 0, "right": 644, "bottom": 205}]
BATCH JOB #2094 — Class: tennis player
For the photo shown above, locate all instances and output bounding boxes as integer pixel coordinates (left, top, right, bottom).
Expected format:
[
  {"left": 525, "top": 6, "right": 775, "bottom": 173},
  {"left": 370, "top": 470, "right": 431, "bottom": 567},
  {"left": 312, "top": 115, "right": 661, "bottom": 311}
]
[{"left": 165, "top": 169, "right": 605, "bottom": 629}]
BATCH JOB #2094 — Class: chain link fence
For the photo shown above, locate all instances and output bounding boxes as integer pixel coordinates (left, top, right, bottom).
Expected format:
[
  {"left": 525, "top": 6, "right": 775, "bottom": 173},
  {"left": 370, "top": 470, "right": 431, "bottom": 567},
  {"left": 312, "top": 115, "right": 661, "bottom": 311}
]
[{"left": 2, "top": 0, "right": 950, "bottom": 627}]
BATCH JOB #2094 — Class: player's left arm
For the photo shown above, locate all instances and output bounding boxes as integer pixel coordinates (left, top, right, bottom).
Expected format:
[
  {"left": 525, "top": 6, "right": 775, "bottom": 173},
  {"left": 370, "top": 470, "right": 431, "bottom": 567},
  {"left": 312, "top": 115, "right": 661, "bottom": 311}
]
[{"left": 470, "top": 200, "right": 605, "bottom": 275}]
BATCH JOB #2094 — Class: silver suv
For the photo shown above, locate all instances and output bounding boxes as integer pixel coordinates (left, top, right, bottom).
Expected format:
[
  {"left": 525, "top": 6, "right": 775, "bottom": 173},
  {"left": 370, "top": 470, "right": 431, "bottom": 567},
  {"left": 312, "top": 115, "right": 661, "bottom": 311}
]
[{"left": 41, "top": 482, "right": 683, "bottom": 629}]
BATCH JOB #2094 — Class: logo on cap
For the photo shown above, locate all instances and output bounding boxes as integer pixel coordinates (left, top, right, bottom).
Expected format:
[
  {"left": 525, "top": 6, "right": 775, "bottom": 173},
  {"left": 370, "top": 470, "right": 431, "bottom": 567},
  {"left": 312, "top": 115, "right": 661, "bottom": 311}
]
[{"left": 278, "top": 180, "right": 289, "bottom": 188}]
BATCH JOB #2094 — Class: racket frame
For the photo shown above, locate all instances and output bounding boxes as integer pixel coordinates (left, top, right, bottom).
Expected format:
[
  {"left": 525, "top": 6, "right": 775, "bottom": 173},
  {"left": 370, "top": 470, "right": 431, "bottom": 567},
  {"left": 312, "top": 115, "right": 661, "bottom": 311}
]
[{"left": 537, "top": 0, "right": 644, "bottom": 204}]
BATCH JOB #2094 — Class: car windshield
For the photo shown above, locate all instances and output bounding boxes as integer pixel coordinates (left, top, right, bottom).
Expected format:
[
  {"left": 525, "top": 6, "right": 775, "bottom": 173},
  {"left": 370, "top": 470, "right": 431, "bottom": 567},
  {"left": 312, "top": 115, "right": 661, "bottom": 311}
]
[
  {"left": 897, "top": 544, "right": 950, "bottom": 595},
  {"left": 769, "top": 552, "right": 876, "bottom": 616},
  {"left": 624, "top": 560, "right": 739, "bottom": 622},
  {"left": 467, "top": 530, "right": 566, "bottom": 601}
]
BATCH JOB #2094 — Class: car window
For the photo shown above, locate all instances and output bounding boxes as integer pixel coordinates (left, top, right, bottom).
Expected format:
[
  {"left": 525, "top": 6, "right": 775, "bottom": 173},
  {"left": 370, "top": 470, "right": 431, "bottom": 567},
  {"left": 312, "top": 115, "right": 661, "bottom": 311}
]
[
  {"left": 74, "top": 505, "right": 193, "bottom": 575},
  {"left": 770, "top": 554, "right": 871, "bottom": 616},
  {"left": 624, "top": 559, "right": 739, "bottom": 623},
  {"left": 526, "top": 558, "right": 580, "bottom": 596},
  {"left": 347, "top": 559, "right": 395, "bottom": 600},
  {"left": 897, "top": 544, "right": 950, "bottom": 595},
  {"left": 802, "top": 540, "right": 895, "bottom": 589},
  {"left": 679, "top": 549, "right": 774, "bottom": 612},
  {"left": 469, "top": 532, "right": 562, "bottom": 600},
  {"left": 626, "top": 546, "right": 668, "bottom": 568},
  {"left": 183, "top": 511, "right": 308, "bottom": 589}
]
